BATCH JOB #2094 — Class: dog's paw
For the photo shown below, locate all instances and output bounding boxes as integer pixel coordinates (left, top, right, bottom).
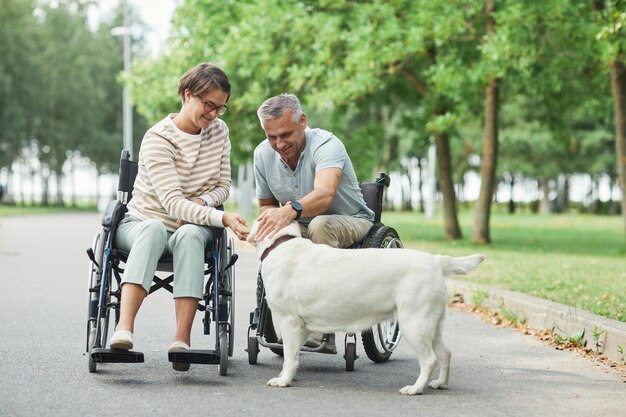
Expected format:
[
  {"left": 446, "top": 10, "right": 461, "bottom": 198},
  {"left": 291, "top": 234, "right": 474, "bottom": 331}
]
[
  {"left": 428, "top": 380, "right": 448, "bottom": 390},
  {"left": 399, "top": 385, "right": 423, "bottom": 395},
  {"left": 267, "top": 377, "right": 291, "bottom": 387}
]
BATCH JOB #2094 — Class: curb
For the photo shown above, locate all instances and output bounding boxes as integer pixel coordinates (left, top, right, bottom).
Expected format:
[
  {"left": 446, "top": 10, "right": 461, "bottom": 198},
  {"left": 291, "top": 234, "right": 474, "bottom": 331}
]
[{"left": 446, "top": 278, "right": 626, "bottom": 364}]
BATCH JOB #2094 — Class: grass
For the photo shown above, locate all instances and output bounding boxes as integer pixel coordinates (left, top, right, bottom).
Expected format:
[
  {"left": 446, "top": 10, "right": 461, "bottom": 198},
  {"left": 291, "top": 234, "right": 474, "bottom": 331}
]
[
  {"left": 381, "top": 210, "right": 626, "bottom": 322},
  {"left": 0, "top": 203, "right": 97, "bottom": 217}
]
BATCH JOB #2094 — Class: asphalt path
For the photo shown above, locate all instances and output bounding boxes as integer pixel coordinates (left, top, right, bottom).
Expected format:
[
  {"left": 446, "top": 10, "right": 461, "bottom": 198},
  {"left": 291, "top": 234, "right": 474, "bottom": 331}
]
[{"left": 0, "top": 213, "right": 624, "bottom": 417}]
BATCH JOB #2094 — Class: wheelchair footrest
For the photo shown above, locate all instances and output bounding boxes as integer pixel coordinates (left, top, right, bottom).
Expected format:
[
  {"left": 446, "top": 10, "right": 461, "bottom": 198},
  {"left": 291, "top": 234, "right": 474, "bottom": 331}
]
[
  {"left": 91, "top": 348, "right": 145, "bottom": 363},
  {"left": 168, "top": 349, "right": 221, "bottom": 365}
]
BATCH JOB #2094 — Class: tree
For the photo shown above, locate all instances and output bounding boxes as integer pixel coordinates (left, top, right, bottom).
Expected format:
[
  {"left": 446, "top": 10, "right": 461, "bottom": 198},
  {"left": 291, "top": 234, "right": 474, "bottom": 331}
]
[
  {"left": 473, "top": 0, "right": 499, "bottom": 243},
  {"left": 0, "top": 0, "right": 40, "bottom": 203},
  {"left": 595, "top": 0, "right": 626, "bottom": 241},
  {"left": 130, "top": 0, "right": 492, "bottom": 239}
]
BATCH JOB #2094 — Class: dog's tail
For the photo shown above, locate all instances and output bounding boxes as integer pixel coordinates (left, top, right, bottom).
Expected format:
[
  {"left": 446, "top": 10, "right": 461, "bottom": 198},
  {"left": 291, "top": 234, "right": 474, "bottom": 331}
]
[{"left": 437, "top": 254, "right": 486, "bottom": 278}]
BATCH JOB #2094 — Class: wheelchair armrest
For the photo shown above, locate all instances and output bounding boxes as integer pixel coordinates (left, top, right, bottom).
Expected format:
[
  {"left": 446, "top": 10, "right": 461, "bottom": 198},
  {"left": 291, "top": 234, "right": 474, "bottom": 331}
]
[{"left": 102, "top": 200, "right": 126, "bottom": 229}]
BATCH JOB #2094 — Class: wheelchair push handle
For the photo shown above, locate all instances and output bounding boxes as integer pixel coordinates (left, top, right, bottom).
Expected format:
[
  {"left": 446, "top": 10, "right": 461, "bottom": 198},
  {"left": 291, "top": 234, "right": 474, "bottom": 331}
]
[
  {"left": 117, "top": 149, "right": 138, "bottom": 203},
  {"left": 375, "top": 173, "right": 391, "bottom": 188}
]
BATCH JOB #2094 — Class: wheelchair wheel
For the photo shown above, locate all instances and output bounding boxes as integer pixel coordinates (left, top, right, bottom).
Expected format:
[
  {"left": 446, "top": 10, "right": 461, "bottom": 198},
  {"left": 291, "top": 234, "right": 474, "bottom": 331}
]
[
  {"left": 86, "top": 231, "right": 103, "bottom": 372},
  {"left": 86, "top": 229, "right": 112, "bottom": 372},
  {"left": 345, "top": 342, "right": 356, "bottom": 372},
  {"left": 360, "top": 226, "right": 403, "bottom": 363},
  {"left": 225, "top": 237, "right": 236, "bottom": 357},
  {"left": 247, "top": 336, "right": 259, "bottom": 364},
  {"left": 219, "top": 324, "right": 228, "bottom": 376},
  {"left": 256, "top": 273, "right": 283, "bottom": 356},
  {"left": 264, "top": 309, "right": 284, "bottom": 356},
  {"left": 361, "top": 319, "right": 401, "bottom": 363}
]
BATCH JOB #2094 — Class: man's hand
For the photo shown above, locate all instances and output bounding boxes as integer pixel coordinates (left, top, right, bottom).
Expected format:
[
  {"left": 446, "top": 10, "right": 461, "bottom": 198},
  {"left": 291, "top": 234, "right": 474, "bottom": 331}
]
[
  {"left": 222, "top": 212, "right": 250, "bottom": 240},
  {"left": 254, "top": 205, "right": 296, "bottom": 241}
]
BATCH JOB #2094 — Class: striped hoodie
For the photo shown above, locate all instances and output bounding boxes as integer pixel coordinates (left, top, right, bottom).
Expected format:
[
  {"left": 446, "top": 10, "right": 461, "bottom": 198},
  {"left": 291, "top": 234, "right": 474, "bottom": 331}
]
[{"left": 127, "top": 114, "right": 231, "bottom": 232}]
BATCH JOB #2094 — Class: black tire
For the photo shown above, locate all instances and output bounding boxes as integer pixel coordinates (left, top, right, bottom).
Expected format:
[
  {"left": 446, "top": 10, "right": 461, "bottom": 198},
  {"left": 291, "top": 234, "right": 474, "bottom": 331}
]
[
  {"left": 94, "top": 231, "right": 113, "bottom": 359},
  {"left": 219, "top": 325, "right": 228, "bottom": 376},
  {"left": 87, "top": 230, "right": 107, "bottom": 373},
  {"left": 345, "top": 342, "right": 356, "bottom": 372},
  {"left": 257, "top": 272, "right": 283, "bottom": 356},
  {"left": 360, "top": 226, "right": 403, "bottom": 363},
  {"left": 247, "top": 336, "right": 259, "bottom": 365},
  {"left": 263, "top": 305, "right": 284, "bottom": 357},
  {"left": 223, "top": 237, "right": 236, "bottom": 357},
  {"left": 361, "top": 320, "right": 401, "bottom": 363},
  {"left": 361, "top": 225, "right": 403, "bottom": 250}
]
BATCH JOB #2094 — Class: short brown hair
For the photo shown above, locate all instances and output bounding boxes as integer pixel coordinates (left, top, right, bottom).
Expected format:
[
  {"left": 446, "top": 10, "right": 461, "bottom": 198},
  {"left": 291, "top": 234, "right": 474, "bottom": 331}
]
[{"left": 177, "top": 63, "right": 231, "bottom": 102}]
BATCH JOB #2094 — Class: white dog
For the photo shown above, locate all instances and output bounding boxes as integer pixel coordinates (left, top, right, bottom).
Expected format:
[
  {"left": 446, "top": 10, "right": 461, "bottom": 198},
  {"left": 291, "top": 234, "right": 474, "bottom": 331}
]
[{"left": 247, "top": 221, "right": 485, "bottom": 395}]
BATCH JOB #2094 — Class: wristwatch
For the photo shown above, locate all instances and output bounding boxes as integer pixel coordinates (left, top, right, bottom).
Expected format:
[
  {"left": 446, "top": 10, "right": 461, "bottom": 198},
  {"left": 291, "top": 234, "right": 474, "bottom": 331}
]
[{"left": 287, "top": 201, "right": 302, "bottom": 220}]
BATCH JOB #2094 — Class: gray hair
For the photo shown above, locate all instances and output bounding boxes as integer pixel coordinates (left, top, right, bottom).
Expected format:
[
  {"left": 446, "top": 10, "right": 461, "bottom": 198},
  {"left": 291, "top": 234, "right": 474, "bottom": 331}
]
[{"left": 257, "top": 93, "right": 302, "bottom": 123}]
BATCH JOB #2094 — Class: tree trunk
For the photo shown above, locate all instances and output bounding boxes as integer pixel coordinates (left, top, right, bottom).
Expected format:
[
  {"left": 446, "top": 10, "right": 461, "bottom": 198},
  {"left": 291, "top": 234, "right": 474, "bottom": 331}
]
[
  {"left": 553, "top": 174, "right": 569, "bottom": 213},
  {"left": 539, "top": 177, "right": 551, "bottom": 214},
  {"left": 508, "top": 175, "right": 515, "bottom": 214},
  {"left": 96, "top": 166, "right": 102, "bottom": 209},
  {"left": 417, "top": 156, "right": 425, "bottom": 213},
  {"left": 404, "top": 162, "right": 413, "bottom": 211},
  {"left": 55, "top": 173, "right": 64, "bottom": 207},
  {"left": 473, "top": 0, "right": 499, "bottom": 244},
  {"left": 375, "top": 106, "right": 394, "bottom": 177},
  {"left": 4, "top": 166, "right": 14, "bottom": 204},
  {"left": 610, "top": 58, "right": 626, "bottom": 241},
  {"left": 41, "top": 174, "right": 49, "bottom": 206},
  {"left": 608, "top": 176, "right": 617, "bottom": 215},
  {"left": 435, "top": 131, "right": 462, "bottom": 240}
]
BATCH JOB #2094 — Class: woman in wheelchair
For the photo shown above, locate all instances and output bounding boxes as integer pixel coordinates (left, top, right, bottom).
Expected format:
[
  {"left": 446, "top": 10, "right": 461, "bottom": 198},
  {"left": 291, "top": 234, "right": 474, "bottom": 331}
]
[{"left": 107, "top": 63, "right": 248, "bottom": 370}]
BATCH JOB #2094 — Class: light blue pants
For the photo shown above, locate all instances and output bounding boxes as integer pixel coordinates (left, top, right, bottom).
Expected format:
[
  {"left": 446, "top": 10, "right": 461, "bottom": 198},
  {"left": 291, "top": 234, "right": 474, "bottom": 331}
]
[{"left": 114, "top": 215, "right": 213, "bottom": 299}]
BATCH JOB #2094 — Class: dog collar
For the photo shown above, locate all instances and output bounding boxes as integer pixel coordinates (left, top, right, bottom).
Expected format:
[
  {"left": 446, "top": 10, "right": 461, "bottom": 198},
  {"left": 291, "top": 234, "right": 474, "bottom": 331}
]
[{"left": 260, "top": 235, "right": 296, "bottom": 262}]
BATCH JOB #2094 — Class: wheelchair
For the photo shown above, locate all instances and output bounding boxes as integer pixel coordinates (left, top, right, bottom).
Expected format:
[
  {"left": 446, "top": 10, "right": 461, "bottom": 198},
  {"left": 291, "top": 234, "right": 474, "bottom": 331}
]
[
  {"left": 247, "top": 173, "right": 403, "bottom": 371},
  {"left": 85, "top": 150, "right": 238, "bottom": 375}
]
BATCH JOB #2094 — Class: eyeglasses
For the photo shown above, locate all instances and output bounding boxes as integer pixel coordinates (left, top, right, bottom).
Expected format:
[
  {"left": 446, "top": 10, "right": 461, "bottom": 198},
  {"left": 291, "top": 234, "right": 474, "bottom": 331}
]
[{"left": 195, "top": 95, "right": 228, "bottom": 116}]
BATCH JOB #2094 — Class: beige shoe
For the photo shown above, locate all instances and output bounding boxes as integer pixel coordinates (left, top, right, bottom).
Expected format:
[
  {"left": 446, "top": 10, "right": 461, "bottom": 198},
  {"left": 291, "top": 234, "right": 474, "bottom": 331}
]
[
  {"left": 109, "top": 330, "right": 133, "bottom": 350},
  {"left": 169, "top": 341, "right": 191, "bottom": 372}
]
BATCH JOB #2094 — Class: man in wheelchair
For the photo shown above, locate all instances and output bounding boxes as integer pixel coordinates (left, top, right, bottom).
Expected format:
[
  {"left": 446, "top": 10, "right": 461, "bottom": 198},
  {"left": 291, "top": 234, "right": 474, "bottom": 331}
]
[
  {"left": 251, "top": 93, "right": 375, "bottom": 353},
  {"left": 106, "top": 63, "right": 248, "bottom": 370}
]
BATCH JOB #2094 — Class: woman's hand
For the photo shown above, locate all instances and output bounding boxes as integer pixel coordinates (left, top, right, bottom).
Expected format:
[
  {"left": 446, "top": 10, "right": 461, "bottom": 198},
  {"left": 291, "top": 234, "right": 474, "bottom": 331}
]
[{"left": 222, "top": 212, "right": 249, "bottom": 240}]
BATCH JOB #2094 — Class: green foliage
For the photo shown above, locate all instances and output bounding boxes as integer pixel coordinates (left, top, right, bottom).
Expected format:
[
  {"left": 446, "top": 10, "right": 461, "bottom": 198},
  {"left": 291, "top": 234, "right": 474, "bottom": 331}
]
[
  {"left": 594, "top": 0, "right": 626, "bottom": 61},
  {"left": 3, "top": 1, "right": 623, "bottom": 236},
  {"left": 124, "top": 0, "right": 621, "bottom": 209},
  {"left": 568, "top": 329, "right": 586, "bottom": 346},
  {"left": 0, "top": 0, "right": 150, "bottom": 203},
  {"left": 0, "top": 0, "right": 40, "bottom": 171},
  {"left": 470, "top": 288, "right": 490, "bottom": 308},
  {"left": 591, "top": 326, "right": 606, "bottom": 353},
  {"left": 501, "top": 308, "right": 519, "bottom": 325}
]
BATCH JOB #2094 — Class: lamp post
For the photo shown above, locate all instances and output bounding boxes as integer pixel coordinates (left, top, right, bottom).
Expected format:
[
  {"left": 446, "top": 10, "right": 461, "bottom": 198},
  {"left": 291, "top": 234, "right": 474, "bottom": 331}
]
[{"left": 111, "top": 0, "right": 133, "bottom": 156}]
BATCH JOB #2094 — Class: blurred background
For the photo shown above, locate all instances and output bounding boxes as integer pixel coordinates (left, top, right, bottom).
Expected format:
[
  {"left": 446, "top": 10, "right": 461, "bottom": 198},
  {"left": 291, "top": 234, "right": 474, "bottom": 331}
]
[{"left": 1, "top": 0, "right": 625, "bottom": 240}]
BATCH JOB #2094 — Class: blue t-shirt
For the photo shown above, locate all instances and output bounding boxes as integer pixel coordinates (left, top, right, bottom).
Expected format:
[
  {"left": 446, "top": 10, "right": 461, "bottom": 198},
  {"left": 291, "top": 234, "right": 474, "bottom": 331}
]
[{"left": 253, "top": 127, "right": 374, "bottom": 224}]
